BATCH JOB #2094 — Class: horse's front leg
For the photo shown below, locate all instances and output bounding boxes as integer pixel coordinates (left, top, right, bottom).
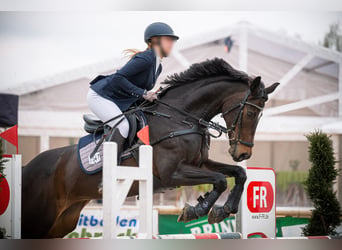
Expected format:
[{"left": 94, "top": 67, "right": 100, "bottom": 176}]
[
  {"left": 202, "top": 159, "right": 247, "bottom": 224},
  {"left": 160, "top": 161, "right": 228, "bottom": 223}
]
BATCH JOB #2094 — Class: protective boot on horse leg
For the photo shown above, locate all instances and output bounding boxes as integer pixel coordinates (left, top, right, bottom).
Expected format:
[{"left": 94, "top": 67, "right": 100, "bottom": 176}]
[
  {"left": 152, "top": 154, "right": 229, "bottom": 223},
  {"left": 200, "top": 160, "right": 247, "bottom": 224}
]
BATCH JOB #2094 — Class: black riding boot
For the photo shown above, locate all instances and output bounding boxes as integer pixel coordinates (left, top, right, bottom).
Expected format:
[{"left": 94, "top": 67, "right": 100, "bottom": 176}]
[
  {"left": 98, "top": 128, "right": 126, "bottom": 194},
  {"left": 107, "top": 128, "right": 126, "bottom": 163}
]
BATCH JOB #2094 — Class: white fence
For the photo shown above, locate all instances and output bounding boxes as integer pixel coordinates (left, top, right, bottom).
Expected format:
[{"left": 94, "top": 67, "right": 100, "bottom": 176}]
[{"left": 102, "top": 142, "right": 153, "bottom": 239}]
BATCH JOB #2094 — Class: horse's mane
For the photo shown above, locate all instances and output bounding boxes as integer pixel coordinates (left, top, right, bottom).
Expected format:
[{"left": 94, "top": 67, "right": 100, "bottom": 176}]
[{"left": 162, "top": 58, "right": 250, "bottom": 86}]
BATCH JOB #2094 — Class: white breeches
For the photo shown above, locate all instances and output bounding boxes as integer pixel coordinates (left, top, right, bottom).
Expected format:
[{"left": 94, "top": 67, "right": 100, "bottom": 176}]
[{"left": 87, "top": 88, "right": 129, "bottom": 138}]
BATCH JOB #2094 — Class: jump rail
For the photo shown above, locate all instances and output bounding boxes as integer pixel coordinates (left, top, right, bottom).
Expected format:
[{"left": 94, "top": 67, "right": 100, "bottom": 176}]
[{"left": 118, "top": 232, "right": 242, "bottom": 239}]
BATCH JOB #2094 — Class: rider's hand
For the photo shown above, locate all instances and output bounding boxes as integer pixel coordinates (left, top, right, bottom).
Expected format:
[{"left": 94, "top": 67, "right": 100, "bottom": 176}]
[{"left": 143, "top": 91, "right": 158, "bottom": 102}]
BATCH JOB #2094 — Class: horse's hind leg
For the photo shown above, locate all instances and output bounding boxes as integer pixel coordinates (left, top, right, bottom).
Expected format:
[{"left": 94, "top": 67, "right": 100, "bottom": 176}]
[
  {"left": 202, "top": 159, "right": 247, "bottom": 224},
  {"left": 161, "top": 162, "right": 227, "bottom": 223},
  {"left": 47, "top": 200, "right": 89, "bottom": 238}
]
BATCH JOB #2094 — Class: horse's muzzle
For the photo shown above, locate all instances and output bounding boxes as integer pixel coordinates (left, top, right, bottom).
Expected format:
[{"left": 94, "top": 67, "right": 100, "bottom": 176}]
[{"left": 229, "top": 146, "right": 251, "bottom": 162}]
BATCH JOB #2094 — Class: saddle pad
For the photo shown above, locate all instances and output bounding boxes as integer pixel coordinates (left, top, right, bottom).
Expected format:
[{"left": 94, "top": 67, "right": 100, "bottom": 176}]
[
  {"left": 77, "top": 133, "right": 137, "bottom": 175},
  {"left": 77, "top": 133, "right": 104, "bottom": 174},
  {"left": 78, "top": 110, "right": 148, "bottom": 175}
]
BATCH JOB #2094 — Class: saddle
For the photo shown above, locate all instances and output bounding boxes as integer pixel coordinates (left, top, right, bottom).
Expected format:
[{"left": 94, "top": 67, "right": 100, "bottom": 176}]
[{"left": 82, "top": 111, "right": 147, "bottom": 152}]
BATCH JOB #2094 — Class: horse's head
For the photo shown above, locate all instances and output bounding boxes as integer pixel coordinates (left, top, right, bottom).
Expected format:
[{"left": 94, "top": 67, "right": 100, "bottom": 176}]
[{"left": 222, "top": 76, "right": 279, "bottom": 162}]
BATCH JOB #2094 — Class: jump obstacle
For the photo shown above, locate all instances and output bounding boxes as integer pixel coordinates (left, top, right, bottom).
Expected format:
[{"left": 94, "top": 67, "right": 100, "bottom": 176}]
[
  {"left": 102, "top": 142, "right": 243, "bottom": 239},
  {"left": 102, "top": 142, "right": 279, "bottom": 239}
]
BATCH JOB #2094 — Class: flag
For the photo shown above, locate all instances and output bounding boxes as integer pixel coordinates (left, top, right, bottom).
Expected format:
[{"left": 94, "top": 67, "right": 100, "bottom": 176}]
[
  {"left": 0, "top": 125, "right": 18, "bottom": 153},
  {"left": 137, "top": 125, "right": 150, "bottom": 145}
]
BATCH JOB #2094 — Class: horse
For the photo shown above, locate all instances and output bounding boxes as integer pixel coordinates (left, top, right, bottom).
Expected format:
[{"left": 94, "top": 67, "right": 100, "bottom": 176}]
[{"left": 21, "top": 58, "right": 279, "bottom": 238}]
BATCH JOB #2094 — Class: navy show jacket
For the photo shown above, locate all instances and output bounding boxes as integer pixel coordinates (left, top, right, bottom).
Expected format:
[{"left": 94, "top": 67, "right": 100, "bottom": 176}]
[{"left": 90, "top": 48, "right": 162, "bottom": 111}]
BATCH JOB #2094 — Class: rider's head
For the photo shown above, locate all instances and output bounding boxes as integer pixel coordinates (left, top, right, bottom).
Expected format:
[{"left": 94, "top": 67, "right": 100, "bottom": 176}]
[{"left": 144, "top": 22, "right": 179, "bottom": 58}]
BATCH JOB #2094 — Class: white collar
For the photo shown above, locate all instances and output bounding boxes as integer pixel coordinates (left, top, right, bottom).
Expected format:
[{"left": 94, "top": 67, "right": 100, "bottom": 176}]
[
  {"left": 155, "top": 54, "right": 162, "bottom": 73},
  {"left": 156, "top": 55, "right": 162, "bottom": 64}
]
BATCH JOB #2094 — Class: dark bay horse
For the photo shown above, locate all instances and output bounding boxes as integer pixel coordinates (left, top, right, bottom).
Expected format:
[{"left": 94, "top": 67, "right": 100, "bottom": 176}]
[{"left": 22, "top": 58, "right": 279, "bottom": 238}]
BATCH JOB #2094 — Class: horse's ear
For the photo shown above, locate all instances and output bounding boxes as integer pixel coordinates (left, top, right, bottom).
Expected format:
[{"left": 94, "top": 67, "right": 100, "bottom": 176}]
[
  {"left": 250, "top": 76, "right": 261, "bottom": 95},
  {"left": 265, "top": 82, "right": 280, "bottom": 94}
]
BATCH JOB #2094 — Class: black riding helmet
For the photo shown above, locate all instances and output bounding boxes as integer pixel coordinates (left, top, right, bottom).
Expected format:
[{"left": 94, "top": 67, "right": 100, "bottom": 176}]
[{"left": 144, "top": 22, "right": 179, "bottom": 43}]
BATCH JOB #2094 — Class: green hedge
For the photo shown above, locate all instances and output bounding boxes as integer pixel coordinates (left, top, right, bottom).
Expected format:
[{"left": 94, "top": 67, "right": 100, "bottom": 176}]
[
  {"left": 276, "top": 171, "right": 308, "bottom": 192},
  {"left": 303, "top": 131, "right": 341, "bottom": 236}
]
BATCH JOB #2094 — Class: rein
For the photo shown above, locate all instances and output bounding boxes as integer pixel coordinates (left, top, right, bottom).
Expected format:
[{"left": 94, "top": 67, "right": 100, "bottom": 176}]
[
  {"left": 154, "top": 99, "right": 228, "bottom": 138},
  {"left": 155, "top": 89, "right": 264, "bottom": 148}
]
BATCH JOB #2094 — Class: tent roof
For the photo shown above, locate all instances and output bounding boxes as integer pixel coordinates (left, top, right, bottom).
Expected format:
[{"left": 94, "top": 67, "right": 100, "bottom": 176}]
[{"left": 2, "top": 22, "right": 341, "bottom": 96}]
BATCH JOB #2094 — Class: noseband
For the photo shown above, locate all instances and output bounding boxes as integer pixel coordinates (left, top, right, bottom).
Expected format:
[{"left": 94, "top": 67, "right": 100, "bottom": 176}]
[{"left": 221, "top": 90, "right": 264, "bottom": 148}]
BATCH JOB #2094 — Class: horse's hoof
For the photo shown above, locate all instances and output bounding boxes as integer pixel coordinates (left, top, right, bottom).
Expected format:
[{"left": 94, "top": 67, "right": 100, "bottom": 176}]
[
  {"left": 208, "top": 205, "right": 229, "bottom": 224},
  {"left": 177, "top": 203, "right": 198, "bottom": 223}
]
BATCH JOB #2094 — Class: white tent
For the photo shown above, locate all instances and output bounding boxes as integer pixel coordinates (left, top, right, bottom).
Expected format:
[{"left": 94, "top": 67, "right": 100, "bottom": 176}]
[{"left": 3, "top": 22, "right": 340, "bottom": 149}]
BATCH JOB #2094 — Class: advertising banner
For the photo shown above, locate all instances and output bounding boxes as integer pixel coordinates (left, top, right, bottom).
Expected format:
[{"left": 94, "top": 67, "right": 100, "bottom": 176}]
[
  {"left": 158, "top": 215, "right": 235, "bottom": 235},
  {"left": 66, "top": 206, "right": 158, "bottom": 238}
]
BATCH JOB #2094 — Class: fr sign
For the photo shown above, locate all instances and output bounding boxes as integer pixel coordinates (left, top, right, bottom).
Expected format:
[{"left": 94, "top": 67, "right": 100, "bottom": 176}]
[
  {"left": 247, "top": 181, "right": 274, "bottom": 213},
  {"left": 236, "top": 167, "right": 276, "bottom": 239}
]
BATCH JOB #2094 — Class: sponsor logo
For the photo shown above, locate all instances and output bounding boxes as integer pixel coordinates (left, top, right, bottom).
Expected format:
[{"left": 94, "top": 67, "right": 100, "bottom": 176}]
[
  {"left": 247, "top": 181, "right": 274, "bottom": 213},
  {"left": 89, "top": 152, "right": 101, "bottom": 164}
]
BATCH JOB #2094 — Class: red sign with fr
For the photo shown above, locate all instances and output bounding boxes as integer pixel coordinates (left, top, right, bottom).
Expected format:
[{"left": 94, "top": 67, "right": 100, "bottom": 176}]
[{"left": 247, "top": 181, "right": 274, "bottom": 213}]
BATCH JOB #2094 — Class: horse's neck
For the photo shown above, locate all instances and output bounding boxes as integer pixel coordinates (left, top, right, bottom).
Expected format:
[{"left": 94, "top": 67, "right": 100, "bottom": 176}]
[{"left": 172, "top": 79, "right": 248, "bottom": 121}]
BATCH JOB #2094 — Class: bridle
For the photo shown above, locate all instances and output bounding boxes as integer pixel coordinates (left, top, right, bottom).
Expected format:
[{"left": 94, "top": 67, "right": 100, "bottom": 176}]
[
  {"left": 221, "top": 90, "right": 264, "bottom": 148},
  {"left": 151, "top": 89, "right": 265, "bottom": 148}
]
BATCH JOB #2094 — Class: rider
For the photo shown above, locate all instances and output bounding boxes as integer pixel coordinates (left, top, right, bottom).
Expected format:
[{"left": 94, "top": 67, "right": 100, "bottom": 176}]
[{"left": 87, "top": 22, "right": 179, "bottom": 159}]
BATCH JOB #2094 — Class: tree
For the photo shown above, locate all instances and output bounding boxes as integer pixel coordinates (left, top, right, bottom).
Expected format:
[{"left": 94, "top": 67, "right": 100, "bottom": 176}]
[
  {"left": 322, "top": 22, "right": 342, "bottom": 52},
  {"left": 303, "top": 131, "right": 341, "bottom": 236}
]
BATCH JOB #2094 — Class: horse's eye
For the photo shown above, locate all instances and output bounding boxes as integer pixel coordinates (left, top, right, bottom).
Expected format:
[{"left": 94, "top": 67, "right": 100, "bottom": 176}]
[{"left": 247, "top": 111, "right": 255, "bottom": 118}]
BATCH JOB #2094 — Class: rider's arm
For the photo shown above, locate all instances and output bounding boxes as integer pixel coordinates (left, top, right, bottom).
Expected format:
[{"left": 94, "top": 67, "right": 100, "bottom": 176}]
[{"left": 111, "top": 54, "right": 154, "bottom": 97}]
